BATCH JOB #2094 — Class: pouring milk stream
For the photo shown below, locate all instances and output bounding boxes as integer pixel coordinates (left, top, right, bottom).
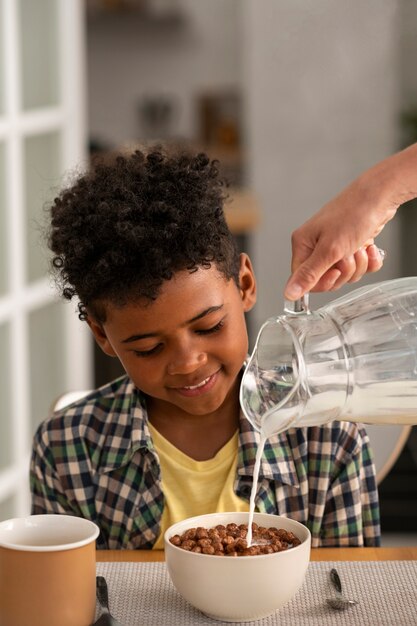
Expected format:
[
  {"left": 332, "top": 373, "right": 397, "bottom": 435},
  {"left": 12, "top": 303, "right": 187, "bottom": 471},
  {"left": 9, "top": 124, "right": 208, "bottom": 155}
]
[{"left": 240, "top": 277, "right": 417, "bottom": 546}]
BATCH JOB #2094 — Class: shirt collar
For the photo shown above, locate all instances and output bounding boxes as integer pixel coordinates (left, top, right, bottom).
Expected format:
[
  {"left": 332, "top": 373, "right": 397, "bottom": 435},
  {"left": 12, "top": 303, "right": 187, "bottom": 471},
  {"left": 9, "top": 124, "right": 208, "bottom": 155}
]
[{"left": 96, "top": 376, "right": 155, "bottom": 474}]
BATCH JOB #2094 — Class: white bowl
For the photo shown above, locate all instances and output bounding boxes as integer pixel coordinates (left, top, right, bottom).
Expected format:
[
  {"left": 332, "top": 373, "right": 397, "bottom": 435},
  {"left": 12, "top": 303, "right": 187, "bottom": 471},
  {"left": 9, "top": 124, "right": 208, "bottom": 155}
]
[{"left": 164, "top": 511, "right": 311, "bottom": 622}]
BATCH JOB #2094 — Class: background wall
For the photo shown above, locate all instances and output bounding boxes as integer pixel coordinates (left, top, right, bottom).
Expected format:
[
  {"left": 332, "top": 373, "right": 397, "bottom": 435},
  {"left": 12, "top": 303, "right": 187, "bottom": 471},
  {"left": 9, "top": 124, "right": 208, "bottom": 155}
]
[
  {"left": 400, "top": 0, "right": 417, "bottom": 108},
  {"left": 399, "top": 0, "right": 417, "bottom": 284},
  {"left": 87, "top": 0, "right": 242, "bottom": 146}
]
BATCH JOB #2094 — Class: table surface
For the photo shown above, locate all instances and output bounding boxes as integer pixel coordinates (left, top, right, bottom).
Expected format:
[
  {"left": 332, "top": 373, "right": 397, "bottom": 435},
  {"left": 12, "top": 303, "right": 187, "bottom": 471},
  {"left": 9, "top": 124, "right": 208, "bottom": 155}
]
[{"left": 97, "top": 546, "right": 417, "bottom": 562}]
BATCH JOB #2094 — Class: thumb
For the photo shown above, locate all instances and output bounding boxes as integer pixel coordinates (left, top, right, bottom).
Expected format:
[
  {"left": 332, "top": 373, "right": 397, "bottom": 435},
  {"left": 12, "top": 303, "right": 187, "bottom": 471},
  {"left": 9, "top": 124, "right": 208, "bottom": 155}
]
[{"left": 284, "top": 246, "right": 332, "bottom": 300}]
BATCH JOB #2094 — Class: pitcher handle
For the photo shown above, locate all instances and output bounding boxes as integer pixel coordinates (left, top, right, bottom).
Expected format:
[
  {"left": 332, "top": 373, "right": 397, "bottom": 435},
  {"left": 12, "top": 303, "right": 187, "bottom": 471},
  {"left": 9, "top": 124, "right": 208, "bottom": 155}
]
[{"left": 284, "top": 293, "right": 311, "bottom": 315}]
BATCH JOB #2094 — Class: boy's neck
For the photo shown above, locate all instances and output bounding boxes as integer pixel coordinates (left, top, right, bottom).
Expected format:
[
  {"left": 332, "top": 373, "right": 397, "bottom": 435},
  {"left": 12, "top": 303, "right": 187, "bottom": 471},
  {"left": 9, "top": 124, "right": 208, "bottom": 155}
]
[{"left": 145, "top": 381, "right": 241, "bottom": 461}]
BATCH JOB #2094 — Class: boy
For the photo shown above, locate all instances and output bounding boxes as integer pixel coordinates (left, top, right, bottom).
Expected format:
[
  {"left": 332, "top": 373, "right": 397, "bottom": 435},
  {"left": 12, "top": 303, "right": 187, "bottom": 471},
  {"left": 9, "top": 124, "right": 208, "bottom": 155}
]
[{"left": 30, "top": 148, "right": 380, "bottom": 549}]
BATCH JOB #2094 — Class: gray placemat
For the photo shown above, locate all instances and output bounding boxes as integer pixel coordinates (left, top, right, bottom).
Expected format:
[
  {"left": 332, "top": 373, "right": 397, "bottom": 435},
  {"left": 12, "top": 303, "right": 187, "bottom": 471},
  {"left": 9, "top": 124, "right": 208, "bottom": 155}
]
[{"left": 96, "top": 560, "right": 417, "bottom": 626}]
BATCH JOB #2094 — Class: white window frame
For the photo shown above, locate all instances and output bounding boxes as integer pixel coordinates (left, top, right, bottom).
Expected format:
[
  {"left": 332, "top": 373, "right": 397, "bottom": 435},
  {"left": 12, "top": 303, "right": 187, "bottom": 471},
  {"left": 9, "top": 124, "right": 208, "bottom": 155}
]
[{"left": 0, "top": 0, "right": 93, "bottom": 517}]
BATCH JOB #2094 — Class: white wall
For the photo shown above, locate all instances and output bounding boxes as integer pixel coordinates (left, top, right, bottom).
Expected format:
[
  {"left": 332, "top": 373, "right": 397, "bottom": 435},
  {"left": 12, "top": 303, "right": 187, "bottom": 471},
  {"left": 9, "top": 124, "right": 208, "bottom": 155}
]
[
  {"left": 87, "top": 0, "right": 242, "bottom": 145},
  {"left": 243, "top": 0, "right": 402, "bottom": 329},
  {"left": 400, "top": 0, "right": 417, "bottom": 106}
]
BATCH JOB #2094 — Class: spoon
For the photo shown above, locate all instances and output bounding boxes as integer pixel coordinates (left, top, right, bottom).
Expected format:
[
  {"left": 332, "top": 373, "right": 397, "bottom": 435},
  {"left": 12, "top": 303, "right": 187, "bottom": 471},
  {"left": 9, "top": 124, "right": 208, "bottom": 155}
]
[
  {"left": 93, "top": 576, "right": 123, "bottom": 626},
  {"left": 326, "top": 568, "right": 358, "bottom": 611}
]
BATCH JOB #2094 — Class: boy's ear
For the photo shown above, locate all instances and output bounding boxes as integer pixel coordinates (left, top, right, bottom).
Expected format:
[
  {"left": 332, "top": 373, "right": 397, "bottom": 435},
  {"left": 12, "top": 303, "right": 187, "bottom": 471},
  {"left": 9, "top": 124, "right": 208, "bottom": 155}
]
[
  {"left": 238, "top": 253, "right": 257, "bottom": 312},
  {"left": 86, "top": 317, "right": 118, "bottom": 358}
]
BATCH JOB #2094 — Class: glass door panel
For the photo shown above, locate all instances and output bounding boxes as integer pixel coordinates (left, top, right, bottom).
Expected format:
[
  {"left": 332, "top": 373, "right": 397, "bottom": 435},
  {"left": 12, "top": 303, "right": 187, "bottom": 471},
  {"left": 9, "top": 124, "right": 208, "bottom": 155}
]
[
  {"left": 24, "top": 131, "right": 61, "bottom": 284},
  {"left": 29, "top": 301, "right": 67, "bottom": 434},
  {"left": 19, "top": 0, "right": 59, "bottom": 110},
  {"left": 0, "top": 0, "right": 88, "bottom": 518},
  {"left": 0, "top": 495, "right": 16, "bottom": 522},
  {"left": 0, "top": 322, "right": 12, "bottom": 470},
  {"left": 0, "top": 143, "right": 7, "bottom": 294},
  {"left": 0, "top": 0, "right": 4, "bottom": 115}
]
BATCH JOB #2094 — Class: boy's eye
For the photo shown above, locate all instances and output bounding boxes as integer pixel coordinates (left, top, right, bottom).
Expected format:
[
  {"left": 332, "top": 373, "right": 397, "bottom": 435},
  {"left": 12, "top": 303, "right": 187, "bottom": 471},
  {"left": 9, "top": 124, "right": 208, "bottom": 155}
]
[
  {"left": 133, "top": 344, "right": 162, "bottom": 358},
  {"left": 196, "top": 320, "right": 224, "bottom": 335}
]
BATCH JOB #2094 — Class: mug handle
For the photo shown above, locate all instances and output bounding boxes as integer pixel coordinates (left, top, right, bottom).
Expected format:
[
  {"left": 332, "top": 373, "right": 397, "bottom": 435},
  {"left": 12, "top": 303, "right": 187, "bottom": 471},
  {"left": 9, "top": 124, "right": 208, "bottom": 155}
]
[{"left": 284, "top": 293, "right": 311, "bottom": 315}]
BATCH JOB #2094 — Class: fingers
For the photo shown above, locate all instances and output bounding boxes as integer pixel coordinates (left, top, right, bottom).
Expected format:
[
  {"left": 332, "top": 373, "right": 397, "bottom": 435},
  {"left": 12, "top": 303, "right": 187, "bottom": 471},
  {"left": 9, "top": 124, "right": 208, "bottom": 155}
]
[
  {"left": 366, "top": 244, "right": 385, "bottom": 273},
  {"left": 328, "top": 246, "right": 385, "bottom": 290},
  {"left": 349, "top": 248, "right": 370, "bottom": 282},
  {"left": 329, "top": 255, "right": 358, "bottom": 290},
  {"left": 285, "top": 245, "right": 386, "bottom": 299},
  {"left": 310, "top": 268, "right": 342, "bottom": 292},
  {"left": 310, "top": 253, "right": 364, "bottom": 293},
  {"left": 329, "top": 248, "right": 369, "bottom": 289},
  {"left": 285, "top": 245, "right": 333, "bottom": 300}
]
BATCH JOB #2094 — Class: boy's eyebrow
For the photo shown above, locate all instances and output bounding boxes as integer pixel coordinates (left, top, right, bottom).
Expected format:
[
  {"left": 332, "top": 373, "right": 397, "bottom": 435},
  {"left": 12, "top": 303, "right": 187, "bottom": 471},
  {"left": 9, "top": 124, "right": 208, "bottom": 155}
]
[
  {"left": 188, "top": 304, "right": 223, "bottom": 323},
  {"left": 120, "top": 305, "right": 224, "bottom": 343}
]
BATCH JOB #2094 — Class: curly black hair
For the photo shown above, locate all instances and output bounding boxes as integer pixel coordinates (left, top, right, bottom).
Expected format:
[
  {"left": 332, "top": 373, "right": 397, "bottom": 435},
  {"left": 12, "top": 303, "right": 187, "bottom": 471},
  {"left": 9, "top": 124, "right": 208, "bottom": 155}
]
[{"left": 48, "top": 147, "right": 240, "bottom": 322}]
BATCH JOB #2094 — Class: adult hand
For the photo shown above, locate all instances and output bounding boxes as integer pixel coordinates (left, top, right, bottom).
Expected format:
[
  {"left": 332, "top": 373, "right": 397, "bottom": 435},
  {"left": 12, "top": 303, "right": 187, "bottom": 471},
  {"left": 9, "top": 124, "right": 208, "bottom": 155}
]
[{"left": 284, "top": 143, "right": 417, "bottom": 300}]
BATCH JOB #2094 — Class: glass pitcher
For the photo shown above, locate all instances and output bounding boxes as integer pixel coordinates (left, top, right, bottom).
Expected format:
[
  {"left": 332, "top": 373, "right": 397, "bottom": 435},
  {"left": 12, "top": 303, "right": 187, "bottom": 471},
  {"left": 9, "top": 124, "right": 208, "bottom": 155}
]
[{"left": 240, "top": 277, "right": 417, "bottom": 438}]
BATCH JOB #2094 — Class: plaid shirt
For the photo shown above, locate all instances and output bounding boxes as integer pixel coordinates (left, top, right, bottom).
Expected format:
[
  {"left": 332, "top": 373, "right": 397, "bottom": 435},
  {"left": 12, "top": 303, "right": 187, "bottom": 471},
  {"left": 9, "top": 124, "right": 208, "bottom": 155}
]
[{"left": 30, "top": 374, "right": 380, "bottom": 549}]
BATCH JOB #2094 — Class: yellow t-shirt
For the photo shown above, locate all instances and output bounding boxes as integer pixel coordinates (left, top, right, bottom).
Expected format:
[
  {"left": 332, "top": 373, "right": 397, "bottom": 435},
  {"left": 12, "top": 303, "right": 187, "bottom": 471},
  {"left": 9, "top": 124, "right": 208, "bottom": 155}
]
[{"left": 148, "top": 423, "right": 249, "bottom": 549}]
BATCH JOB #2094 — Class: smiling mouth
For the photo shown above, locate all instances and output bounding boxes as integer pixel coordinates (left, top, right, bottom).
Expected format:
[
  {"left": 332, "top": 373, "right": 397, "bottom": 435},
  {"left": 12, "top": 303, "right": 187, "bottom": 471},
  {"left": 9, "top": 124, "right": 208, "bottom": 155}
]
[
  {"left": 183, "top": 375, "right": 213, "bottom": 390},
  {"left": 174, "top": 370, "right": 219, "bottom": 396}
]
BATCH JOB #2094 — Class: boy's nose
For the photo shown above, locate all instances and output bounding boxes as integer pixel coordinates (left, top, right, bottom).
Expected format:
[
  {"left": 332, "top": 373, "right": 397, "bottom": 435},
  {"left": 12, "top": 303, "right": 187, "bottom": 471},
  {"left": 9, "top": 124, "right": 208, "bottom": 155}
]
[{"left": 166, "top": 350, "right": 208, "bottom": 376}]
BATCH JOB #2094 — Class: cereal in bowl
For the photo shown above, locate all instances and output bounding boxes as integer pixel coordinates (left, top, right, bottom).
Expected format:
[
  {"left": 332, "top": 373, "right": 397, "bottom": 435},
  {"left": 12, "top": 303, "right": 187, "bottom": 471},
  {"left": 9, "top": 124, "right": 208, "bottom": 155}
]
[{"left": 169, "top": 522, "right": 301, "bottom": 556}]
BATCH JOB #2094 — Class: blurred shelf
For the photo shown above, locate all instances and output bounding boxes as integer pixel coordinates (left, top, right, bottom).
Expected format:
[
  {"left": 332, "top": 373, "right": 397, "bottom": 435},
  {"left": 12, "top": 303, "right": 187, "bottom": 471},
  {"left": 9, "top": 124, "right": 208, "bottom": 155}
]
[
  {"left": 86, "top": 0, "right": 188, "bottom": 29},
  {"left": 224, "top": 188, "right": 261, "bottom": 235}
]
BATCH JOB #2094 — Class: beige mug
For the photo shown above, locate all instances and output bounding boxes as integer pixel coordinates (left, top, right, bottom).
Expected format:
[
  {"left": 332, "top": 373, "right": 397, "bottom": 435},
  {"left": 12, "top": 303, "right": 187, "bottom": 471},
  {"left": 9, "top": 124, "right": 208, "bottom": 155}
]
[{"left": 0, "top": 514, "right": 100, "bottom": 626}]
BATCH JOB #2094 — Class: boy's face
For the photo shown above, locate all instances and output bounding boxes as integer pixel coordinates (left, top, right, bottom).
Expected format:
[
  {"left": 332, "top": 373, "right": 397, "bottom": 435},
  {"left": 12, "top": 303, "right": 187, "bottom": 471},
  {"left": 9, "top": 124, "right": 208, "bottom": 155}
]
[{"left": 88, "top": 254, "right": 256, "bottom": 420}]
